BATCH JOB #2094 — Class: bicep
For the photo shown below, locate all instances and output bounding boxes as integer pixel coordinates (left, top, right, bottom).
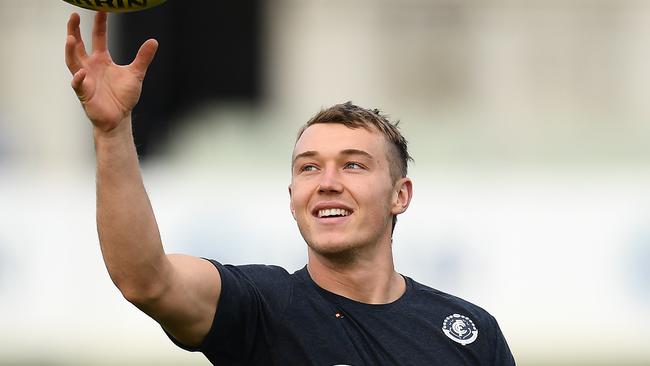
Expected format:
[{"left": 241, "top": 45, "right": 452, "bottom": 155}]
[{"left": 139, "top": 254, "right": 221, "bottom": 348}]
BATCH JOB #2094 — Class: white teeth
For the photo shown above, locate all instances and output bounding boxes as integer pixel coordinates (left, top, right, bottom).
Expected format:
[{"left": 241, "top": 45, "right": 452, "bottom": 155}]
[{"left": 318, "top": 208, "right": 350, "bottom": 218}]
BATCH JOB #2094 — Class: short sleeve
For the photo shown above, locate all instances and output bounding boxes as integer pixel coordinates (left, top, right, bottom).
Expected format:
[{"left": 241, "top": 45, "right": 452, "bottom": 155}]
[
  {"left": 491, "top": 316, "right": 516, "bottom": 366},
  {"left": 166, "top": 260, "right": 293, "bottom": 365}
]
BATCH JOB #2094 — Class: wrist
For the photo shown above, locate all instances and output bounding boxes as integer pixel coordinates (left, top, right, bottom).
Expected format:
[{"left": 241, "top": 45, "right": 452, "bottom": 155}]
[{"left": 93, "top": 114, "right": 133, "bottom": 142}]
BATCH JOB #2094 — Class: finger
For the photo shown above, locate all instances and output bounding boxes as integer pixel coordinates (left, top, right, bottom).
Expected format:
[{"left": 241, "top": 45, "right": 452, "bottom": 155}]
[
  {"left": 92, "top": 12, "right": 108, "bottom": 53},
  {"left": 71, "top": 68, "right": 87, "bottom": 100},
  {"left": 65, "top": 35, "right": 82, "bottom": 74},
  {"left": 66, "top": 13, "right": 87, "bottom": 59},
  {"left": 130, "top": 39, "right": 159, "bottom": 79}
]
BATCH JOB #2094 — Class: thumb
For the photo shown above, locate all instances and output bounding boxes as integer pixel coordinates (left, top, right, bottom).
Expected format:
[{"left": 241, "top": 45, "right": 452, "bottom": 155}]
[
  {"left": 71, "top": 68, "right": 88, "bottom": 101},
  {"left": 130, "top": 39, "right": 158, "bottom": 79}
]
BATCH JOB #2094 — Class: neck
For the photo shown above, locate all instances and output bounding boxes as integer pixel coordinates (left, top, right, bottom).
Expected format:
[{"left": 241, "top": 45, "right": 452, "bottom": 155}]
[{"left": 306, "top": 241, "right": 405, "bottom": 304}]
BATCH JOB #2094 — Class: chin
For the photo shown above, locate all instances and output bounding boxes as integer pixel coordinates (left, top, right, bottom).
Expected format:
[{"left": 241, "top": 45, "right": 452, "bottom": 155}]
[
  {"left": 307, "top": 232, "right": 351, "bottom": 248},
  {"left": 309, "top": 240, "right": 353, "bottom": 254},
  {"left": 306, "top": 235, "right": 368, "bottom": 260}
]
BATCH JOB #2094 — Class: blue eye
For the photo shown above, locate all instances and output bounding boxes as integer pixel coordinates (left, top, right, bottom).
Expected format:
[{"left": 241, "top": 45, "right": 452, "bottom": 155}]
[
  {"left": 301, "top": 165, "right": 318, "bottom": 172},
  {"left": 345, "top": 162, "right": 363, "bottom": 169}
]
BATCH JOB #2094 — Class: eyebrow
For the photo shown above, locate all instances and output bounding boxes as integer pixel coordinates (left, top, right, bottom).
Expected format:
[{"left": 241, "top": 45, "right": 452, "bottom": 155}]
[{"left": 292, "top": 149, "right": 374, "bottom": 166}]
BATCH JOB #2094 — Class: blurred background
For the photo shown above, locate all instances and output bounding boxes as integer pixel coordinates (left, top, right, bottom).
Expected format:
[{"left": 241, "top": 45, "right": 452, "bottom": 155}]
[{"left": 1, "top": 0, "right": 649, "bottom": 365}]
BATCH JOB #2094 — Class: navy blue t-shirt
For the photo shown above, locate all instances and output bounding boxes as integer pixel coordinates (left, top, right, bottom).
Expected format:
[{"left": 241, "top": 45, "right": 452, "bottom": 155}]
[{"left": 168, "top": 260, "right": 515, "bottom": 365}]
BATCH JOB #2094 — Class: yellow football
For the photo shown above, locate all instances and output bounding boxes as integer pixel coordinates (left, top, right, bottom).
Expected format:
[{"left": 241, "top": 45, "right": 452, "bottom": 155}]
[{"left": 62, "top": 0, "right": 167, "bottom": 13}]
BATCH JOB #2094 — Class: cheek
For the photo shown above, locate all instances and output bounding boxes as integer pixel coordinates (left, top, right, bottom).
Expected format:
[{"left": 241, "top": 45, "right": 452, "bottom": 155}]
[
  {"left": 290, "top": 184, "right": 311, "bottom": 211},
  {"left": 363, "top": 183, "right": 394, "bottom": 214}
]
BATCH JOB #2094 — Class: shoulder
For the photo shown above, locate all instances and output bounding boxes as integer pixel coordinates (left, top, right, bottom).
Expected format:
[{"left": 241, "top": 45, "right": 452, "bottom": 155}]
[
  {"left": 408, "top": 277, "right": 487, "bottom": 311},
  {"left": 212, "top": 261, "right": 292, "bottom": 284},
  {"left": 404, "top": 277, "right": 513, "bottom": 358},
  {"left": 207, "top": 260, "right": 295, "bottom": 303},
  {"left": 405, "top": 277, "right": 500, "bottom": 331},
  {"left": 407, "top": 280, "right": 516, "bottom": 364}
]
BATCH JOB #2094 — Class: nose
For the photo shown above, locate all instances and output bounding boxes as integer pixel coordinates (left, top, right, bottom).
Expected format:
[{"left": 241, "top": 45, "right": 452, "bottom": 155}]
[{"left": 318, "top": 166, "right": 343, "bottom": 193}]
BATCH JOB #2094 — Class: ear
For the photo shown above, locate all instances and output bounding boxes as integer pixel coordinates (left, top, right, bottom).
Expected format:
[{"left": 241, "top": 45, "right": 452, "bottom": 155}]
[
  {"left": 288, "top": 184, "right": 296, "bottom": 220},
  {"left": 391, "top": 177, "right": 413, "bottom": 215}
]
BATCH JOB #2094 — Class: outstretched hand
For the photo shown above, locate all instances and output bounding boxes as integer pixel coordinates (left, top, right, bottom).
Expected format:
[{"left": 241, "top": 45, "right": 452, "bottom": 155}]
[{"left": 65, "top": 12, "right": 158, "bottom": 132}]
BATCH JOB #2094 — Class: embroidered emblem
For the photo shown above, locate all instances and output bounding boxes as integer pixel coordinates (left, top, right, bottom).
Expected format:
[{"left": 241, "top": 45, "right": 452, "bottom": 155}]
[{"left": 442, "top": 314, "right": 478, "bottom": 345}]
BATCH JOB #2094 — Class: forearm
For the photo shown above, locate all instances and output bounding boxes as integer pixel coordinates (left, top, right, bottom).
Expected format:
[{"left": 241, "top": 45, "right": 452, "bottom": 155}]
[
  {"left": 94, "top": 115, "right": 170, "bottom": 302},
  {"left": 93, "top": 116, "right": 221, "bottom": 343}
]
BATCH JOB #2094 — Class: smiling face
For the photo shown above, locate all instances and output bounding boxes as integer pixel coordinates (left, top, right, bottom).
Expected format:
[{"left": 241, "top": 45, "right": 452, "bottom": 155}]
[{"left": 289, "top": 123, "right": 412, "bottom": 258}]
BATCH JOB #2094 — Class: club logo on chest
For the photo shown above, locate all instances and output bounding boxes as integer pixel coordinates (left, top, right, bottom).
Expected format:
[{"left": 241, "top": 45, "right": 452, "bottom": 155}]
[{"left": 442, "top": 314, "right": 478, "bottom": 346}]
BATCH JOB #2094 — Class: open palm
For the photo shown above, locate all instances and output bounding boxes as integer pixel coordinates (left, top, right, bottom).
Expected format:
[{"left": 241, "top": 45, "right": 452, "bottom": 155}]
[{"left": 65, "top": 12, "right": 158, "bottom": 132}]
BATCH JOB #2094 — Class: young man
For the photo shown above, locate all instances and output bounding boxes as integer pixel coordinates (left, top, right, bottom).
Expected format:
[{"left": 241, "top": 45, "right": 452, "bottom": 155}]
[{"left": 65, "top": 12, "right": 515, "bottom": 366}]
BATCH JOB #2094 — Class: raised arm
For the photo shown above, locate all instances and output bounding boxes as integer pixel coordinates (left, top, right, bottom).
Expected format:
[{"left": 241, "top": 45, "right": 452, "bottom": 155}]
[{"left": 65, "top": 12, "right": 220, "bottom": 347}]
